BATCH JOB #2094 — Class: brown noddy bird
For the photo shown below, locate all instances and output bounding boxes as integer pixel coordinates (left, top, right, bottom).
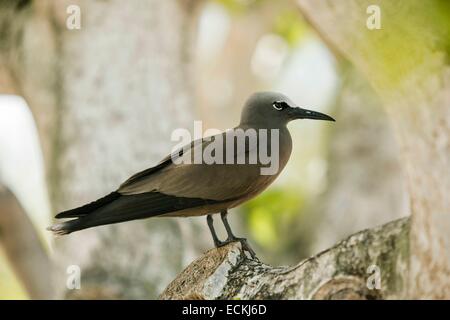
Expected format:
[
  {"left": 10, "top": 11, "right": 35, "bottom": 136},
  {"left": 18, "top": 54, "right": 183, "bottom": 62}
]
[{"left": 48, "top": 92, "right": 334, "bottom": 258}]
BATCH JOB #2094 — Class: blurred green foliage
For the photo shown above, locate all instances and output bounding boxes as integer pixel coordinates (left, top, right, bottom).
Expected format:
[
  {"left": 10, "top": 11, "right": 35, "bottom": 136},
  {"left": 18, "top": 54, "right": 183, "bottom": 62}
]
[
  {"left": 214, "top": 0, "right": 265, "bottom": 14},
  {"left": 273, "top": 11, "right": 307, "bottom": 46},
  {"left": 357, "top": 0, "right": 450, "bottom": 91},
  {"left": 215, "top": 0, "right": 308, "bottom": 47},
  {"left": 243, "top": 188, "right": 304, "bottom": 249}
]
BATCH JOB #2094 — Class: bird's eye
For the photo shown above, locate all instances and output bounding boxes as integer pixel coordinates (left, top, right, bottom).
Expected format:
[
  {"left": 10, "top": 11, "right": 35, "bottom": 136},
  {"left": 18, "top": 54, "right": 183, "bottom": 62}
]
[{"left": 273, "top": 101, "right": 288, "bottom": 111}]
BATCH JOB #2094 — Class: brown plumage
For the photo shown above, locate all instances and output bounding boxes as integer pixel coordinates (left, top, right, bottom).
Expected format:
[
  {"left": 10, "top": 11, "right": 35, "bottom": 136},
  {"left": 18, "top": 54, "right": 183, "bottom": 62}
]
[{"left": 48, "top": 92, "right": 334, "bottom": 257}]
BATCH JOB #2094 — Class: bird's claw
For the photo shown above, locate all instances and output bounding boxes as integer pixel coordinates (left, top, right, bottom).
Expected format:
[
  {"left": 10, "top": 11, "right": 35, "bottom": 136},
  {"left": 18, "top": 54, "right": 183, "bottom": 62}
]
[
  {"left": 217, "top": 237, "right": 259, "bottom": 261},
  {"left": 235, "top": 237, "right": 258, "bottom": 261}
]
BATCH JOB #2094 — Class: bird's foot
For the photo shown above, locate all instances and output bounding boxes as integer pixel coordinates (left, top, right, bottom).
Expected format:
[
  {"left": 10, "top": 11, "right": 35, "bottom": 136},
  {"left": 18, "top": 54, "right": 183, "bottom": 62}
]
[{"left": 217, "top": 237, "right": 258, "bottom": 261}]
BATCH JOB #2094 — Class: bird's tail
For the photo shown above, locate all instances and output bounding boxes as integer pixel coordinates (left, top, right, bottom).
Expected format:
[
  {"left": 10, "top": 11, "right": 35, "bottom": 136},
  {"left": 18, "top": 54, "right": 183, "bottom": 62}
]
[
  {"left": 47, "top": 219, "right": 84, "bottom": 236},
  {"left": 47, "top": 191, "right": 121, "bottom": 236},
  {"left": 47, "top": 191, "right": 219, "bottom": 236},
  {"left": 55, "top": 192, "right": 120, "bottom": 219}
]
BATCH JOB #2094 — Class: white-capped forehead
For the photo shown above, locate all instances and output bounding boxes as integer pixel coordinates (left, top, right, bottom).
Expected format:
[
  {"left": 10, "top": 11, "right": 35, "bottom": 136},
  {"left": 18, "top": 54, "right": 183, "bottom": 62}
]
[{"left": 247, "top": 91, "right": 292, "bottom": 106}]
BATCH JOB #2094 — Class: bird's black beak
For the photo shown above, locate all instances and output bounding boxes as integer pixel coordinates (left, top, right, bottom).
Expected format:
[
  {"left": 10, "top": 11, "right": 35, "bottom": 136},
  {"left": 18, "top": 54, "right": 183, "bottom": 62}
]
[{"left": 289, "top": 107, "right": 335, "bottom": 122}]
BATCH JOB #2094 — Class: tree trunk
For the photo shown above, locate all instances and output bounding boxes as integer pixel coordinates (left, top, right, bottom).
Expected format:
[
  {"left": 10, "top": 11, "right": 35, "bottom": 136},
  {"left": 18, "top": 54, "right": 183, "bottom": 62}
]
[
  {"left": 296, "top": 0, "right": 450, "bottom": 299},
  {"left": 0, "top": 185, "right": 52, "bottom": 299},
  {"left": 1, "top": 0, "right": 206, "bottom": 298}
]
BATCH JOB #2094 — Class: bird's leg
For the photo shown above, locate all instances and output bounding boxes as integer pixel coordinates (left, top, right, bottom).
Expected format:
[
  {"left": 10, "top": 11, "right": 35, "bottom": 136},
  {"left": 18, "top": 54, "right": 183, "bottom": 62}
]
[
  {"left": 220, "top": 210, "right": 257, "bottom": 259},
  {"left": 220, "top": 210, "right": 237, "bottom": 240},
  {"left": 207, "top": 214, "right": 222, "bottom": 247}
]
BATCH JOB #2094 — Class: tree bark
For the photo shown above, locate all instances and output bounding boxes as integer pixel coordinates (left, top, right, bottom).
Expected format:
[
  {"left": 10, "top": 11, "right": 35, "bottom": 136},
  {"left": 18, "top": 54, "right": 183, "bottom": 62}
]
[{"left": 161, "top": 217, "right": 409, "bottom": 299}]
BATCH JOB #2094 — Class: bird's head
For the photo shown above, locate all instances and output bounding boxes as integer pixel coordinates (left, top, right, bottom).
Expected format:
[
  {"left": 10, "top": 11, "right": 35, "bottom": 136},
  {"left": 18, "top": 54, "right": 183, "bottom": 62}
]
[{"left": 240, "top": 92, "right": 335, "bottom": 128}]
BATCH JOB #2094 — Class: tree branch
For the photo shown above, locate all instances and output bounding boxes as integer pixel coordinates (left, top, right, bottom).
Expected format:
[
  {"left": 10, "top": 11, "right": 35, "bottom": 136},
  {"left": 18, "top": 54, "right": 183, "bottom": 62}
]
[
  {"left": 0, "top": 185, "right": 54, "bottom": 299},
  {"left": 161, "top": 217, "right": 409, "bottom": 300}
]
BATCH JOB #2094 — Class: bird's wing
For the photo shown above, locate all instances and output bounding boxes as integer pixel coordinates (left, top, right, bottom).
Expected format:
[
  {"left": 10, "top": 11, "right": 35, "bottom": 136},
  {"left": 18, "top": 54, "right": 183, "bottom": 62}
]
[
  {"left": 118, "top": 131, "right": 271, "bottom": 201},
  {"left": 119, "top": 140, "right": 195, "bottom": 188}
]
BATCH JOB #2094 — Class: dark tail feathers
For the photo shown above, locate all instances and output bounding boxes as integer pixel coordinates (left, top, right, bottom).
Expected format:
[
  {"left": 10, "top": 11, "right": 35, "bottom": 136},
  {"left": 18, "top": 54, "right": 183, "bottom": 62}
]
[
  {"left": 47, "top": 220, "right": 82, "bottom": 235},
  {"left": 55, "top": 191, "right": 120, "bottom": 218},
  {"left": 48, "top": 191, "right": 120, "bottom": 235},
  {"left": 47, "top": 191, "right": 221, "bottom": 236}
]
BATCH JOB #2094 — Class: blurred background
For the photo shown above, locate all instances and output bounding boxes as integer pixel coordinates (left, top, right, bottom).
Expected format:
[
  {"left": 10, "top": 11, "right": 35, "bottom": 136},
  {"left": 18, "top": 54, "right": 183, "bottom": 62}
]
[{"left": 0, "top": 0, "right": 410, "bottom": 299}]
